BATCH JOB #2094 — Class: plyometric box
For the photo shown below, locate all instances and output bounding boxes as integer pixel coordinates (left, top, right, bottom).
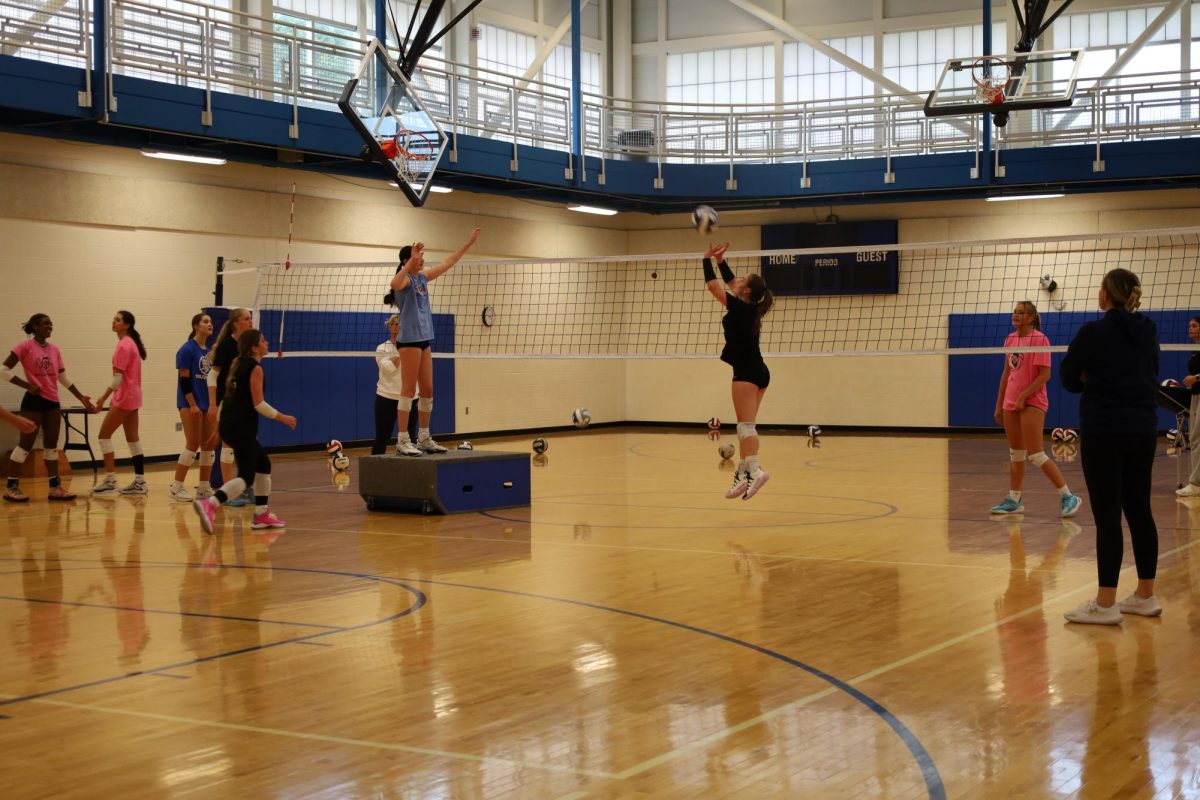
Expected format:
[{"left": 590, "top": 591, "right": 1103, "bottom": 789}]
[{"left": 358, "top": 450, "right": 531, "bottom": 514}]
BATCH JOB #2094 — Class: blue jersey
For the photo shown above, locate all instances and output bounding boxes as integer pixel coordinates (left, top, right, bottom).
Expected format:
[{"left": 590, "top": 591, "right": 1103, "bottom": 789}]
[
  {"left": 175, "top": 339, "right": 211, "bottom": 410},
  {"left": 394, "top": 271, "right": 435, "bottom": 343}
]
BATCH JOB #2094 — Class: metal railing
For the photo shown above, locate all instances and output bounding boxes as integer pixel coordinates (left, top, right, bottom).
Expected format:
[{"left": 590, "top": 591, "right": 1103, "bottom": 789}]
[{"left": 2, "top": 0, "right": 1198, "bottom": 168}]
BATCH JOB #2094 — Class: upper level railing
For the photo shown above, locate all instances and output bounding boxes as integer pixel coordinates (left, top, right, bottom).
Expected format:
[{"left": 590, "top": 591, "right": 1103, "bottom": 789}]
[{"left": 3, "top": 0, "right": 1198, "bottom": 170}]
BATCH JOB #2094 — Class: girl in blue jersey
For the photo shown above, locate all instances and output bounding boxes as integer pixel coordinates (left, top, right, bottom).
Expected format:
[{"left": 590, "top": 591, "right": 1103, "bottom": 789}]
[
  {"left": 170, "top": 313, "right": 215, "bottom": 502},
  {"left": 384, "top": 228, "right": 480, "bottom": 456}
]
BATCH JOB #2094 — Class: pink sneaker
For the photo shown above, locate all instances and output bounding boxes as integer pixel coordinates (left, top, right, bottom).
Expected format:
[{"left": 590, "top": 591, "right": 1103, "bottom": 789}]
[
  {"left": 192, "top": 497, "right": 216, "bottom": 534},
  {"left": 252, "top": 511, "right": 286, "bottom": 529}
]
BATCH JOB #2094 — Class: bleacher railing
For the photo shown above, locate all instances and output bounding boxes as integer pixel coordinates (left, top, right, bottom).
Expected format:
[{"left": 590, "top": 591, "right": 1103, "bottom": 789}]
[{"left": 2, "top": 0, "right": 1198, "bottom": 171}]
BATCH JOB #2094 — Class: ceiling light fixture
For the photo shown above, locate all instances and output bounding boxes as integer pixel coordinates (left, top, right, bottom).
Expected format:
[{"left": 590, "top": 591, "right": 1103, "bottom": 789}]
[
  {"left": 985, "top": 192, "right": 1065, "bottom": 202},
  {"left": 427, "top": 185, "right": 453, "bottom": 194},
  {"left": 567, "top": 204, "right": 618, "bottom": 216},
  {"left": 141, "top": 149, "right": 227, "bottom": 166}
]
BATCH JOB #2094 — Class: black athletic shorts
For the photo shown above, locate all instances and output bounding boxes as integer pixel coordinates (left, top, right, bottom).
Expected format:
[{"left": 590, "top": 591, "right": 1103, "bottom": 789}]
[
  {"left": 20, "top": 393, "right": 61, "bottom": 413},
  {"left": 397, "top": 340, "right": 432, "bottom": 350},
  {"left": 729, "top": 359, "right": 770, "bottom": 390}
]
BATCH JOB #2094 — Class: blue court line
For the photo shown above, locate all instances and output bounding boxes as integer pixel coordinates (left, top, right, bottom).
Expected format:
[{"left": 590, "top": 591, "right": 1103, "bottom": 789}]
[
  {"left": 0, "top": 563, "right": 425, "bottom": 710},
  {"left": 406, "top": 575, "right": 947, "bottom": 800},
  {"left": 0, "top": 594, "right": 344, "bottom": 630},
  {"left": 0, "top": 559, "right": 944, "bottom": 799}
]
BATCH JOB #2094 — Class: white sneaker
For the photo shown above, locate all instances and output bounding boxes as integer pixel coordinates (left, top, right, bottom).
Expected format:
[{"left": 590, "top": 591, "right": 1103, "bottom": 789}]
[
  {"left": 742, "top": 468, "right": 770, "bottom": 500},
  {"left": 416, "top": 436, "right": 448, "bottom": 453},
  {"left": 396, "top": 439, "right": 422, "bottom": 457},
  {"left": 119, "top": 479, "right": 149, "bottom": 496},
  {"left": 1064, "top": 599, "right": 1123, "bottom": 625},
  {"left": 90, "top": 475, "right": 119, "bottom": 496},
  {"left": 1176, "top": 483, "right": 1200, "bottom": 497},
  {"left": 725, "top": 470, "right": 749, "bottom": 499},
  {"left": 169, "top": 483, "right": 194, "bottom": 502},
  {"left": 1117, "top": 592, "right": 1162, "bottom": 617},
  {"left": 194, "top": 486, "right": 214, "bottom": 500}
]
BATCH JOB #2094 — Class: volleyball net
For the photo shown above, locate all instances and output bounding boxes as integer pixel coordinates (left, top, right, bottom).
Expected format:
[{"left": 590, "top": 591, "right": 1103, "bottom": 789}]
[{"left": 221, "top": 227, "right": 1200, "bottom": 359}]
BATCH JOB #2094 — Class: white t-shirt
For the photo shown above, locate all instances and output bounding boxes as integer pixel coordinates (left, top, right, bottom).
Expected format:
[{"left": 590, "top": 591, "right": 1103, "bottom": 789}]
[{"left": 375, "top": 340, "right": 405, "bottom": 399}]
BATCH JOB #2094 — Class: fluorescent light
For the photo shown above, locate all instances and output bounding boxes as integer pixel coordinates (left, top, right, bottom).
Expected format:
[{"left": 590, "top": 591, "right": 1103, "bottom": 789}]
[
  {"left": 986, "top": 192, "right": 1065, "bottom": 202},
  {"left": 427, "top": 185, "right": 453, "bottom": 194},
  {"left": 567, "top": 204, "right": 618, "bottom": 216},
  {"left": 141, "top": 149, "right": 227, "bottom": 166}
]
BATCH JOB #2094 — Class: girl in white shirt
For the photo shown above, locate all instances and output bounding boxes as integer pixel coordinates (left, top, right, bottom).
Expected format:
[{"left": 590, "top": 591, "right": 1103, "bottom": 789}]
[{"left": 371, "top": 315, "right": 407, "bottom": 455}]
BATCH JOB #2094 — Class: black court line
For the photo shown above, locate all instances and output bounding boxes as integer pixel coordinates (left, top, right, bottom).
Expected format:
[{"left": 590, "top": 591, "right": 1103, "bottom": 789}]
[
  {"left": 293, "top": 641, "right": 335, "bottom": 647},
  {"left": 0, "top": 594, "right": 344, "bottom": 630},
  {"left": 148, "top": 674, "right": 191, "bottom": 680},
  {"left": 0, "top": 559, "right": 944, "bottom": 800}
]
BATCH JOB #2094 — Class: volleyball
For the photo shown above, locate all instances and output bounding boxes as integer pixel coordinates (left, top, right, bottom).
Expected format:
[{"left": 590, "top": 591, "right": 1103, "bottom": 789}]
[
  {"left": 532, "top": 437, "right": 549, "bottom": 454},
  {"left": 718, "top": 442, "right": 735, "bottom": 460},
  {"left": 1050, "top": 427, "right": 1066, "bottom": 442},
  {"left": 331, "top": 452, "right": 350, "bottom": 471},
  {"left": 707, "top": 416, "right": 721, "bottom": 429},
  {"left": 326, "top": 439, "right": 344, "bottom": 455},
  {"left": 692, "top": 204, "right": 719, "bottom": 235},
  {"left": 1166, "top": 428, "right": 1179, "bottom": 445},
  {"left": 572, "top": 408, "right": 591, "bottom": 428},
  {"left": 1062, "top": 428, "right": 1079, "bottom": 443},
  {"left": 457, "top": 441, "right": 474, "bottom": 450},
  {"left": 808, "top": 425, "right": 822, "bottom": 438},
  {"left": 1161, "top": 379, "right": 1181, "bottom": 388}
]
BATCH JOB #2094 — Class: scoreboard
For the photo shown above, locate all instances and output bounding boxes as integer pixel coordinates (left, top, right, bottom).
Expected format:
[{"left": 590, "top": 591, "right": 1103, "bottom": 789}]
[{"left": 760, "top": 220, "right": 898, "bottom": 296}]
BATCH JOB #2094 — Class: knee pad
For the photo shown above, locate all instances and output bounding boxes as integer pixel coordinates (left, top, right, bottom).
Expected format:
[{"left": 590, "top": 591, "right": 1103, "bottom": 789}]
[
  {"left": 736, "top": 422, "right": 758, "bottom": 441},
  {"left": 418, "top": 397, "right": 433, "bottom": 413},
  {"left": 42, "top": 449, "right": 58, "bottom": 463},
  {"left": 1009, "top": 448, "right": 1027, "bottom": 463},
  {"left": 254, "top": 474, "right": 271, "bottom": 499},
  {"left": 220, "top": 448, "right": 235, "bottom": 464},
  {"left": 129, "top": 441, "right": 143, "bottom": 456},
  {"left": 178, "top": 450, "right": 198, "bottom": 468},
  {"left": 9, "top": 446, "right": 28, "bottom": 464},
  {"left": 397, "top": 395, "right": 415, "bottom": 409},
  {"left": 99, "top": 438, "right": 115, "bottom": 455},
  {"left": 1027, "top": 451, "right": 1049, "bottom": 467},
  {"left": 199, "top": 450, "right": 214, "bottom": 467}
]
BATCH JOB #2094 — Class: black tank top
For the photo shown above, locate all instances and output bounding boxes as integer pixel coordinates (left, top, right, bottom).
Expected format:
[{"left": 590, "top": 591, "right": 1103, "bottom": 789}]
[
  {"left": 720, "top": 292, "right": 761, "bottom": 364},
  {"left": 220, "top": 357, "right": 260, "bottom": 431},
  {"left": 213, "top": 335, "right": 240, "bottom": 406}
]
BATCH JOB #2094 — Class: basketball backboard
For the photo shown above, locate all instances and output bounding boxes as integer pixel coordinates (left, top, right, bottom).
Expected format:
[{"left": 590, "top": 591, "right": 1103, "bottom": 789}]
[
  {"left": 339, "top": 38, "right": 446, "bottom": 206},
  {"left": 924, "top": 48, "right": 1084, "bottom": 128}
]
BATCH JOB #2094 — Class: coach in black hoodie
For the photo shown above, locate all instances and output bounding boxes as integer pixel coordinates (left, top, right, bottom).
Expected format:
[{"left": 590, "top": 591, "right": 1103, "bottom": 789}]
[{"left": 1060, "top": 268, "right": 1161, "bottom": 625}]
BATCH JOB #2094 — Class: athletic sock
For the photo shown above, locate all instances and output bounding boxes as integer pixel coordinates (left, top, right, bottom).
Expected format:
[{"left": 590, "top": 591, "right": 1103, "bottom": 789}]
[
  {"left": 1058, "top": 485, "right": 1072, "bottom": 496},
  {"left": 746, "top": 455, "right": 760, "bottom": 473},
  {"left": 1008, "top": 490, "right": 1022, "bottom": 502}
]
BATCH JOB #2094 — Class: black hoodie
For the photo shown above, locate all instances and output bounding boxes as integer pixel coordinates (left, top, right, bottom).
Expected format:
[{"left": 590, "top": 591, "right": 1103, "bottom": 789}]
[{"left": 1060, "top": 308, "right": 1160, "bottom": 436}]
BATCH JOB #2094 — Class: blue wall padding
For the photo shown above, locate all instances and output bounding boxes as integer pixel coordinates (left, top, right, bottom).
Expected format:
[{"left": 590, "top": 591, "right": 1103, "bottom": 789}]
[
  {"left": 949, "top": 311, "right": 1199, "bottom": 428},
  {"left": 201, "top": 309, "right": 455, "bottom": 450}
]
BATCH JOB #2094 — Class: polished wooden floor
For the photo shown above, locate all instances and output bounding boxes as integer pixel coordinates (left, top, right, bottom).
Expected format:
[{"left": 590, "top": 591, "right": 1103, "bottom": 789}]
[{"left": 1, "top": 429, "right": 1198, "bottom": 799}]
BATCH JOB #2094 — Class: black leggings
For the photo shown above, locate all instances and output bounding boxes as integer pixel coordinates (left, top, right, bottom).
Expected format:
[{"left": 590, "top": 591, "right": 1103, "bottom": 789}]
[
  {"left": 1079, "top": 433, "right": 1158, "bottom": 587},
  {"left": 372, "top": 394, "right": 399, "bottom": 455},
  {"left": 220, "top": 426, "right": 271, "bottom": 493},
  {"left": 371, "top": 394, "right": 419, "bottom": 454}
]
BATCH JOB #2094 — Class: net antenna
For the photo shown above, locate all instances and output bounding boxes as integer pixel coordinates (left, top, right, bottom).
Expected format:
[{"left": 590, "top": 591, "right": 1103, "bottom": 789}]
[{"left": 924, "top": 0, "right": 1081, "bottom": 127}]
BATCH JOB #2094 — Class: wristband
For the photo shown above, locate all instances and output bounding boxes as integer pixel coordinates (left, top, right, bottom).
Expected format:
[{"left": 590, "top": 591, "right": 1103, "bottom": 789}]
[
  {"left": 109, "top": 373, "right": 123, "bottom": 390},
  {"left": 206, "top": 369, "right": 218, "bottom": 387},
  {"left": 179, "top": 375, "right": 194, "bottom": 397},
  {"left": 702, "top": 258, "right": 716, "bottom": 282},
  {"left": 718, "top": 260, "right": 735, "bottom": 283},
  {"left": 0, "top": 366, "right": 12, "bottom": 383},
  {"left": 254, "top": 400, "right": 279, "bottom": 419},
  {"left": 58, "top": 371, "right": 73, "bottom": 388}
]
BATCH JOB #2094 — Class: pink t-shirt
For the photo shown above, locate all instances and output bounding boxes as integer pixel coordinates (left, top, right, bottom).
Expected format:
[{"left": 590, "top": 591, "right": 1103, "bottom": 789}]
[
  {"left": 111, "top": 336, "right": 143, "bottom": 410},
  {"left": 11, "top": 339, "right": 65, "bottom": 403},
  {"left": 1002, "top": 330, "right": 1051, "bottom": 412}
]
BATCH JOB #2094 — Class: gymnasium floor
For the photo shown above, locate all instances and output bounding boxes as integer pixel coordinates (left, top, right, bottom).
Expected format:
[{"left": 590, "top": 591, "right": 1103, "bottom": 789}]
[{"left": 1, "top": 428, "right": 1198, "bottom": 799}]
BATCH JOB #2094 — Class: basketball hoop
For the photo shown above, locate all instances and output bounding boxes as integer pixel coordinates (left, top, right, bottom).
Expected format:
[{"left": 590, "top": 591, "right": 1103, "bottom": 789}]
[
  {"left": 971, "top": 55, "right": 1011, "bottom": 105},
  {"left": 378, "top": 129, "right": 435, "bottom": 186}
]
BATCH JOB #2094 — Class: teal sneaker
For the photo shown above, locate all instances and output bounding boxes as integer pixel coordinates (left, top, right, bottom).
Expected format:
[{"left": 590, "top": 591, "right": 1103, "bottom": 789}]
[
  {"left": 990, "top": 496, "right": 1024, "bottom": 514},
  {"left": 227, "top": 490, "right": 253, "bottom": 508},
  {"left": 1060, "top": 493, "right": 1082, "bottom": 518}
]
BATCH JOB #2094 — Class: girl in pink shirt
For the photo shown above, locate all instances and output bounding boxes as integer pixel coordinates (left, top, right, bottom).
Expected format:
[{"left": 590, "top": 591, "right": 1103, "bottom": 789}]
[
  {"left": 92, "top": 310, "right": 149, "bottom": 496},
  {"left": 992, "top": 300, "right": 1080, "bottom": 517},
  {"left": 2, "top": 313, "right": 94, "bottom": 502}
]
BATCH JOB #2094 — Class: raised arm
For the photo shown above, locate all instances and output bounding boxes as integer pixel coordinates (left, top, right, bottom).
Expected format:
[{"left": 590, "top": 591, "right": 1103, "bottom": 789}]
[
  {"left": 390, "top": 246, "right": 420, "bottom": 294},
  {"left": 425, "top": 228, "right": 481, "bottom": 282},
  {"left": 703, "top": 242, "right": 731, "bottom": 306}
]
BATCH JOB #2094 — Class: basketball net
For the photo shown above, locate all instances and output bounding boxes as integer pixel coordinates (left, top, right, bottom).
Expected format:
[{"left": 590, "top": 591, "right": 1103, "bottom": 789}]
[
  {"left": 971, "top": 56, "right": 1010, "bottom": 105},
  {"left": 379, "top": 130, "right": 435, "bottom": 186}
]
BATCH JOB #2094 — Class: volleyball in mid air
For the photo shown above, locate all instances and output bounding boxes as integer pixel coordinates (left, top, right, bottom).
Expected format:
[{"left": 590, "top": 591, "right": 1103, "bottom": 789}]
[{"left": 692, "top": 205, "right": 719, "bottom": 235}]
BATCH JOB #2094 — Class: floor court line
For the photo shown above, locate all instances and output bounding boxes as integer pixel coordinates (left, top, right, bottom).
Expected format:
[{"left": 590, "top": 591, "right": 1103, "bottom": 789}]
[{"left": 0, "top": 695, "right": 619, "bottom": 778}]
